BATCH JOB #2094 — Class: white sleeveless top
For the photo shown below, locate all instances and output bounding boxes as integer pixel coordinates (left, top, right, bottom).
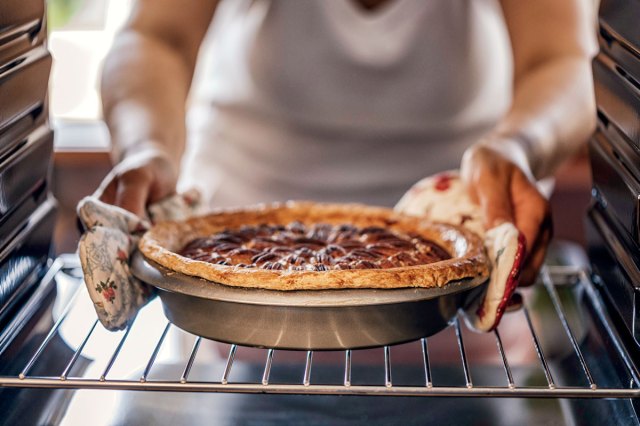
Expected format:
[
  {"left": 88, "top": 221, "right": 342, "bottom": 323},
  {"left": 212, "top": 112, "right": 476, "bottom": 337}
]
[{"left": 179, "top": 0, "right": 513, "bottom": 208}]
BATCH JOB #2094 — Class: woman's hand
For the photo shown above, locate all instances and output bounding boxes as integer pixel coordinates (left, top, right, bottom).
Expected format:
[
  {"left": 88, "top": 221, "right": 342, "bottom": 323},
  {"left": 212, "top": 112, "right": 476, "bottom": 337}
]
[
  {"left": 461, "top": 144, "right": 552, "bottom": 286},
  {"left": 96, "top": 148, "right": 178, "bottom": 217}
]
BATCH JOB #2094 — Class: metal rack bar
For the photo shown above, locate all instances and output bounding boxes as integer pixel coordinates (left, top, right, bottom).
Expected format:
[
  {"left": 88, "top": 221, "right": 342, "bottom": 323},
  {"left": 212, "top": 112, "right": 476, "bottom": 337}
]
[
  {"left": 60, "top": 319, "right": 99, "bottom": 380},
  {"left": 303, "top": 351, "right": 313, "bottom": 386},
  {"left": 541, "top": 268, "right": 597, "bottom": 390},
  {"left": 100, "top": 325, "right": 133, "bottom": 381},
  {"left": 19, "top": 286, "right": 82, "bottom": 379},
  {"left": 454, "top": 317, "right": 472, "bottom": 388},
  {"left": 344, "top": 350, "right": 352, "bottom": 387},
  {"left": 180, "top": 336, "right": 202, "bottom": 384},
  {"left": 141, "top": 322, "right": 172, "bottom": 382},
  {"left": 262, "top": 349, "right": 274, "bottom": 385},
  {"left": 384, "top": 346, "right": 392, "bottom": 388},
  {"left": 494, "top": 329, "right": 514, "bottom": 389},
  {"left": 5, "top": 259, "right": 640, "bottom": 399},
  {"left": 522, "top": 304, "right": 556, "bottom": 389},
  {"left": 221, "top": 345, "right": 238, "bottom": 385},
  {"left": 4, "top": 378, "right": 640, "bottom": 398},
  {"left": 421, "top": 338, "right": 432, "bottom": 388}
]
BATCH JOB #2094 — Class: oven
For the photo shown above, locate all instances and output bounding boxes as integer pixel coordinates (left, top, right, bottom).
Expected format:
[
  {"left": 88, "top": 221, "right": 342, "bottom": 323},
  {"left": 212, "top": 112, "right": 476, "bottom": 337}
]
[
  {"left": 2, "top": 0, "right": 640, "bottom": 424},
  {"left": 2, "top": 247, "right": 640, "bottom": 425},
  {"left": 0, "top": 0, "right": 55, "bottom": 337}
]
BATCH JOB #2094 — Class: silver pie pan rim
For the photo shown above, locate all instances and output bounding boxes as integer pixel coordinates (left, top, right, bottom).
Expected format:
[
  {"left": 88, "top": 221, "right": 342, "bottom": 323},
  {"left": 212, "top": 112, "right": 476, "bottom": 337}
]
[{"left": 131, "top": 252, "right": 488, "bottom": 308}]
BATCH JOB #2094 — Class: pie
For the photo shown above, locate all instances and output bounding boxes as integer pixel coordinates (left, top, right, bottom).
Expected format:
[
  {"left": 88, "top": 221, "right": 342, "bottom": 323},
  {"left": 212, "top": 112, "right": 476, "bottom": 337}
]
[{"left": 139, "top": 201, "right": 489, "bottom": 290}]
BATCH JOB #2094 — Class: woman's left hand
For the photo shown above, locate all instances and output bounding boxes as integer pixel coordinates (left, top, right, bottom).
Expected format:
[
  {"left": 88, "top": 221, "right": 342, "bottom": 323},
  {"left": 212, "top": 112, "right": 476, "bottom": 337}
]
[{"left": 461, "top": 144, "right": 552, "bottom": 287}]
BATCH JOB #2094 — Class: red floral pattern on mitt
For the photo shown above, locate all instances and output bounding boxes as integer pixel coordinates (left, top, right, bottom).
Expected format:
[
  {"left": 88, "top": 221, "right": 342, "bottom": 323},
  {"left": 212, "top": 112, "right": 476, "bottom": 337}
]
[
  {"left": 396, "top": 171, "right": 524, "bottom": 332},
  {"left": 77, "top": 189, "right": 201, "bottom": 331}
]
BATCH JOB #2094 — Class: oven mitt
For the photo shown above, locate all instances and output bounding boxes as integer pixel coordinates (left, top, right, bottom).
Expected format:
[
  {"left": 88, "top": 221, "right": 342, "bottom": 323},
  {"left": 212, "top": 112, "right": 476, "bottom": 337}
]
[
  {"left": 395, "top": 171, "right": 526, "bottom": 332},
  {"left": 77, "top": 189, "right": 201, "bottom": 331}
]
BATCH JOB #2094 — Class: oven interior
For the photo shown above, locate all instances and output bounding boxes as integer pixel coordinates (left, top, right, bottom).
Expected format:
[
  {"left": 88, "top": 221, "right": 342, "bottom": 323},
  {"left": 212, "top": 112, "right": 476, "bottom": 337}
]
[{"left": 1, "top": 0, "right": 640, "bottom": 424}]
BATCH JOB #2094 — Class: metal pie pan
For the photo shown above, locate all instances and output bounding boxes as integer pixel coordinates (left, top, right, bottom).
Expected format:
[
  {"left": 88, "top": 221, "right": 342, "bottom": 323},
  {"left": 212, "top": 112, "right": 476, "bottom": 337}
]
[{"left": 131, "top": 252, "right": 488, "bottom": 350}]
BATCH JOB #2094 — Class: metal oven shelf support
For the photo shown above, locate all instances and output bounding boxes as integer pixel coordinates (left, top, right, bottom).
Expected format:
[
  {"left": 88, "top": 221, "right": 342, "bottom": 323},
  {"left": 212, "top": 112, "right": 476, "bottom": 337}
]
[{"left": 1, "top": 261, "right": 639, "bottom": 399}]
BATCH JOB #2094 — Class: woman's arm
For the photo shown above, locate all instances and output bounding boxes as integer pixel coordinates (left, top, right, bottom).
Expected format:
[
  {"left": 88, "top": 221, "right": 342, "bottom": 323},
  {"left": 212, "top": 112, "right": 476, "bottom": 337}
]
[
  {"left": 98, "top": 0, "right": 217, "bottom": 215},
  {"left": 491, "top": 0, "right": 598, "bottom": 178},
  {"left": 461, "top": 0, "right": 597, "bottom": 285}
]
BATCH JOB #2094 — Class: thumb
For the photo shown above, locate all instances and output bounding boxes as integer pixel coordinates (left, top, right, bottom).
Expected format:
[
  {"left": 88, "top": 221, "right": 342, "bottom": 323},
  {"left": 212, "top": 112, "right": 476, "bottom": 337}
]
[
  {"left": 474, "top": 177, "right": 514, "bottom": 230},
  {"left": 115, "top": 179, "right": 150, "bottom": 218}
]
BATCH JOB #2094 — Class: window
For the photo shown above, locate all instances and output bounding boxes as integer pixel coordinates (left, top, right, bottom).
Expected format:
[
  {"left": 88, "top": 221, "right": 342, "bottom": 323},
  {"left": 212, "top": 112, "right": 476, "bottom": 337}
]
[{"left": 48, "top": 0, "right": 132, "bottom": 149}]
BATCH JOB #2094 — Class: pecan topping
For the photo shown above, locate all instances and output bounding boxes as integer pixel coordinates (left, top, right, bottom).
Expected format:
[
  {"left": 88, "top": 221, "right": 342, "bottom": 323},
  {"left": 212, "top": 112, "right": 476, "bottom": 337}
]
[
  {"left": 180, "top": 222, "right": 450, "bottom": 271},
  {"left": 252, "top": 252, "right": 280, "bottom": 265}
]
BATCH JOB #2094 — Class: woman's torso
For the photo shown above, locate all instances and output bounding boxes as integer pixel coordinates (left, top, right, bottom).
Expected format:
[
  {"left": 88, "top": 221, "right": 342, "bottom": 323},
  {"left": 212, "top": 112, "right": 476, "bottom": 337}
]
[{"left": 180, "top": 0, "right": 513, "bottom": 207}]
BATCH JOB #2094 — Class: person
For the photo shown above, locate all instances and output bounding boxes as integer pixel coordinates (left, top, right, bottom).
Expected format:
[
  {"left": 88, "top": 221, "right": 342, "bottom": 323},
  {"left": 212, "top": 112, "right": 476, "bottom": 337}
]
[{"left": 96, "top": 0, "right": 597, "bottom": 287}]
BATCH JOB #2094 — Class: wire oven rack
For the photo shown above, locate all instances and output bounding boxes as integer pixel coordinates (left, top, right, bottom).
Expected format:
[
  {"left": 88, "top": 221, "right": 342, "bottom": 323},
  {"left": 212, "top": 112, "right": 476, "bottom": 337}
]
[{"left": 1, "top": 256, "right": 639, "bottom": 399}]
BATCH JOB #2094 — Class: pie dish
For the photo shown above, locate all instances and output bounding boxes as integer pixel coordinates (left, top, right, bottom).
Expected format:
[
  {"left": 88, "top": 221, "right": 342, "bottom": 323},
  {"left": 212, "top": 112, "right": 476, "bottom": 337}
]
[{"left": 138, "top": 201, "right": 489, "bottom": 291}]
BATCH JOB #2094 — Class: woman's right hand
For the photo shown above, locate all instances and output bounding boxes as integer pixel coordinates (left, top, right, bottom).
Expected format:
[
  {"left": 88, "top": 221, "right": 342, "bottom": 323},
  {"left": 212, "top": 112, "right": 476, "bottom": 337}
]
[{"left": 96, "top": 149, "right": 178, "bottom": 217}]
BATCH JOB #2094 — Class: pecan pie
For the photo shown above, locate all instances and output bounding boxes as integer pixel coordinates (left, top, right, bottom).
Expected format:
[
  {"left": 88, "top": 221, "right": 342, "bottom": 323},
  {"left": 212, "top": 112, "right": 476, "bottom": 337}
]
[
  {"left": 179, "top": 222, "right": 452, "bottom": 271},
  {"left": 139, "top": 202, "right": 489, "bottom": 290}
]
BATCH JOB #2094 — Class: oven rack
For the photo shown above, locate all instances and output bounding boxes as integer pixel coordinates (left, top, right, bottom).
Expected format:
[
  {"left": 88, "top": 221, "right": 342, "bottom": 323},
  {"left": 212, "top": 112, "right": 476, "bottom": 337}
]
[{"left": 1, "top": 258, "right": 639, "bottom": 399}]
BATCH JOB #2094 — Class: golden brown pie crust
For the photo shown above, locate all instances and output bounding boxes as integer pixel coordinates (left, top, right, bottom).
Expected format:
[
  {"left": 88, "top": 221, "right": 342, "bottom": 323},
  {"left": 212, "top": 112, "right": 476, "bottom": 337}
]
[{"left": 138, "top": 201, "right": 489, "bottom": 290}]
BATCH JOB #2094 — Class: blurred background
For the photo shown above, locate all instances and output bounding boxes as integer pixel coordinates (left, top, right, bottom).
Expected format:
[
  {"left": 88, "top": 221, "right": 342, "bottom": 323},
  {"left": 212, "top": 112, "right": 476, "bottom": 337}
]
[
  {"left": 48, "top": 0, "right": 593, "bottom": 254},
  {"left": 49, "top": 0, "right": 129, "bottom": 125}
]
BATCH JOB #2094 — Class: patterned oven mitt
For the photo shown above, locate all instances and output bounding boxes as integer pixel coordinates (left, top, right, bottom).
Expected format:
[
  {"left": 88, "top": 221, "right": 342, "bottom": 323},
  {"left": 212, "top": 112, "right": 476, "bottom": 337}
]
[
  {"left": 77, "top": 190, "right": 201, "bottom": 331},
  {"left": 395, "top": 172, "right": 525, "bottom": 332}
]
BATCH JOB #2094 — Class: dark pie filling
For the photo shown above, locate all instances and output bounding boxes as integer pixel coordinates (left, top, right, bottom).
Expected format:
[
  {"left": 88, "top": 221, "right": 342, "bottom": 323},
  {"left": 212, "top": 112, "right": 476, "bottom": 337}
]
[{"left": 179, "top": 222, "right": 451, "bottom": 271}]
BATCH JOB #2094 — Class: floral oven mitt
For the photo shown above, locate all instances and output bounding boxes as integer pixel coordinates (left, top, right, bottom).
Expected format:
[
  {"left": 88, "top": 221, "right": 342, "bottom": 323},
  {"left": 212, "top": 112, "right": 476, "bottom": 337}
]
[
  {"left": 77, "top": 190, "right": 200, "bottom": 331},
  {"left": 395, "top": 172, "right": 525, "bottom": 332}
]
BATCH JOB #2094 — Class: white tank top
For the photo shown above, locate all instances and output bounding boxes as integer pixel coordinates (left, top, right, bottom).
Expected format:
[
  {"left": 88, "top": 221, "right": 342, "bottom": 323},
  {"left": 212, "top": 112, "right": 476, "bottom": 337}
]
[{"left": 179, "top": 0, "right": 513, "bottom": 208}]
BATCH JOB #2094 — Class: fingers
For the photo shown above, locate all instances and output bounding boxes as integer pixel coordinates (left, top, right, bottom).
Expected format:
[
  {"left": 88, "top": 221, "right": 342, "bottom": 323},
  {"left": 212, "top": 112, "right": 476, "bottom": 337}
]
[
  {"left": 115, "top": 173, "right": 152, "bottom": 217},
  {"left": 461, "top": 144, "right": 552, "bottom": 288},
  {"left": 518, "top": 215, "right": 552, "bottom": 286},
  {"left": 508, "top": 169, "right": 552, "bottom": 286},
  {"left": 476, "top": 179, "right": 514, "bottom": 229},
  {"left": 461, "top": 147, "right": 515, "bottom": 228},
  {"left": 147, "top": 168, "right": 178, "bottom": 204},
  {"left": 510, "top": 170, "right": 550, "bottom": 256},
  {"left": 97, "top": 170, "right": 152, "bottom": 217},
  {"left": 94, "top": 151, "right": 178, "bottom": 217}
]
